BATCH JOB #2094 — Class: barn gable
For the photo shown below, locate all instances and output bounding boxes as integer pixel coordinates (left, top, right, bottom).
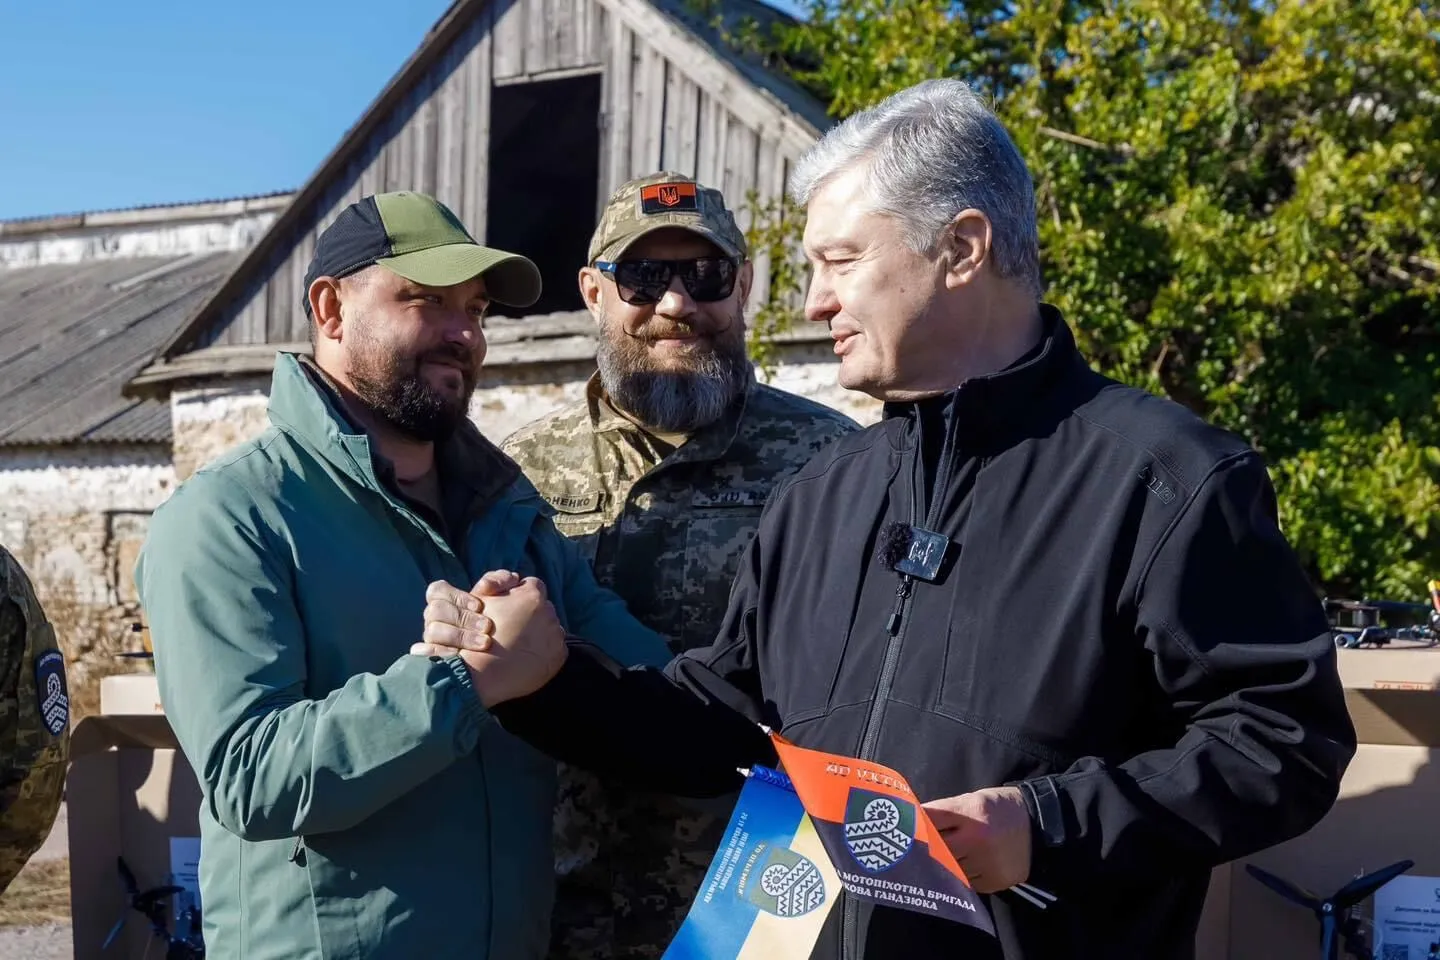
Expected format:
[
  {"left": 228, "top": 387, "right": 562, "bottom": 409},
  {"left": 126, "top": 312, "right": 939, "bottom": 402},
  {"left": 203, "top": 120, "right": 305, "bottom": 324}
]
[{"left": 127, "top": 0, "right": 830, "bottom": 397}]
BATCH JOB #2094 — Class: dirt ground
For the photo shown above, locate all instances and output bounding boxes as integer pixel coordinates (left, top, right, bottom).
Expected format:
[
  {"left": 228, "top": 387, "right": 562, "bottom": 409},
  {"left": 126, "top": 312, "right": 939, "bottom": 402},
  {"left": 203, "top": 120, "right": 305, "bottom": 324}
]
[{"left": 0, "top": 802, "right": 73, "bottom": 958}]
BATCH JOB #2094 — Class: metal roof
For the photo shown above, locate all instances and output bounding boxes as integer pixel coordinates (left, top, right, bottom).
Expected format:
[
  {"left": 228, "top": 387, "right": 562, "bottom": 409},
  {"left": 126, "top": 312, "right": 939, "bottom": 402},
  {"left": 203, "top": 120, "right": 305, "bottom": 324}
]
[
  {"left": 0, "top": 252, "right": 242, "bottom": 446},
  {"left": 0, "top": 191, "right": 295, "bottom": 234}
]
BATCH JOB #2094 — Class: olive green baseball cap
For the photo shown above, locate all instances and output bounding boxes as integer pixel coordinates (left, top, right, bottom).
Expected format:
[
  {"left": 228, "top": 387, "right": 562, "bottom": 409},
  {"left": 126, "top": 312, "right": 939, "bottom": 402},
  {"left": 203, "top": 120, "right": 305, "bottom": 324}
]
[
  {"left": 587, "top": 172, "right": 748, "bottom": 264},
  {"left": 303, "top": 191, "right": 542, "bottom": 312}
]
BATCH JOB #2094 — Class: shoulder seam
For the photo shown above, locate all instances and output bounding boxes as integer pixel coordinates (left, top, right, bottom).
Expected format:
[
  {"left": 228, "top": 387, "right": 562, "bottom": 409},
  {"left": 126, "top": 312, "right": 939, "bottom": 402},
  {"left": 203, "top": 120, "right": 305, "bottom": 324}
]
[
  {"left": 1133, "top": 449, "right": 1258, "bottom": 674},
  {"left": 1070, "top": 391, "right": 1236, "bottom": 492}
]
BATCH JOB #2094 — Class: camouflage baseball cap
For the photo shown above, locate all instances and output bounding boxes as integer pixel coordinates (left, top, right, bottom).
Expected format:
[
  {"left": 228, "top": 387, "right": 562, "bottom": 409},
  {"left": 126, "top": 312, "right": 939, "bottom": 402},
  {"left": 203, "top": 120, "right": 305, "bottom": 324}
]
[{"left": 588, "top": 172, "right": 748, "bottom": 264}]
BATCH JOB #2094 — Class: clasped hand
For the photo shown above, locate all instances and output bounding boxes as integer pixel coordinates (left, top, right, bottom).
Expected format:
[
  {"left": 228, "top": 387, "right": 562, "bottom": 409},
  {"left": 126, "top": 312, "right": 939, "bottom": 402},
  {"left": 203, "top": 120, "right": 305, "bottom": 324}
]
[{"left": 410, "top": 570, "right": 567, "bottom": 707}]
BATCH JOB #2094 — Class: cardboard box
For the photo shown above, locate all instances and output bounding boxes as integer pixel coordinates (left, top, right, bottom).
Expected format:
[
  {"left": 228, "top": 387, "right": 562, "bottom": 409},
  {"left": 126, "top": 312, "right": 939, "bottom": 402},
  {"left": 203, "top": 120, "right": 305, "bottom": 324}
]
[
  {"left": 99, "top": 673, "right": 164, "bottom": 716},
  {"left": 1197, "top": 645, "right": 1440, "bottom": 959},
  {"left": 67, "top": 703, "right": 204, "bottom": 958}
]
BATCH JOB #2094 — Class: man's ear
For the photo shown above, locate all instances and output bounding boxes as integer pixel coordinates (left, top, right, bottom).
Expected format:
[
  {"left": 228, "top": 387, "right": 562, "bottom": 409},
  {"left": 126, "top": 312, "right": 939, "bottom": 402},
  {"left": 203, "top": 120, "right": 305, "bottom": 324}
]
[
  {"left": 940, "top": 209, "right": 992, "bottom": 290},
  {"left": 736, "top": 259, "right": 754, "bottom": 306},
  {"left": 308, "top": 277, "right": 344, "bottom": 342},
  {"left": 578, "top": 267, "right": 604, "bottom": 321}
]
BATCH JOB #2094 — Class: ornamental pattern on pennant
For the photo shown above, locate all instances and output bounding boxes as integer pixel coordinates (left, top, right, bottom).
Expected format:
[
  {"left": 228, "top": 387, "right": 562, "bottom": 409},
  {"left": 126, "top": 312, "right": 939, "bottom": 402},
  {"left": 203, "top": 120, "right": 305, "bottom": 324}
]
[
  {"left": 747, "top": 847, "right": 827, "bottom": 918},
  {"left": 843, "top": 789, "right": 915, "bottom": 873}
]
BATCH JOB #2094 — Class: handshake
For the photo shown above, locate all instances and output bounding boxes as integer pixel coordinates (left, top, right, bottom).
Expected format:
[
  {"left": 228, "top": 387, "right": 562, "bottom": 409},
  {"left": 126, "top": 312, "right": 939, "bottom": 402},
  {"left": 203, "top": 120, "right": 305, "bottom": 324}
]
[{"left": 410, "top": 571, "right": 568, "bottom": 707}]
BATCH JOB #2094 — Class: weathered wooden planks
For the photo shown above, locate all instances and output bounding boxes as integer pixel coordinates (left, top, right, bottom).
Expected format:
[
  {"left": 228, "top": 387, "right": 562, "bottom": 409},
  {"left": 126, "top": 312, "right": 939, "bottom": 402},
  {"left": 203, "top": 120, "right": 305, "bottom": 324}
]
[{"left": 185, "top": 0, "right": 822, "bottom": 352}]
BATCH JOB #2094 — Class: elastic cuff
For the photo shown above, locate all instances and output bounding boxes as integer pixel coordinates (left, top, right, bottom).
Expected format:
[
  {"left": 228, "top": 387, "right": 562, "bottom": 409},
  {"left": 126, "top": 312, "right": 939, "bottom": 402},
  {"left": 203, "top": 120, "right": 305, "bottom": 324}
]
[{"left": 435, "top": 654, "right": 489, "bottom": 749}]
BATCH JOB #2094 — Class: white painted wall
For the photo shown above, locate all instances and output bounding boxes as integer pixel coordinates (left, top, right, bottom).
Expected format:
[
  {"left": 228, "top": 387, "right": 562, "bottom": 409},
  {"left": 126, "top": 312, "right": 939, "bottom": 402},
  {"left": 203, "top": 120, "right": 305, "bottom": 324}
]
[{"left": 0, "top": 446, "right": 175, "bottom": 520}]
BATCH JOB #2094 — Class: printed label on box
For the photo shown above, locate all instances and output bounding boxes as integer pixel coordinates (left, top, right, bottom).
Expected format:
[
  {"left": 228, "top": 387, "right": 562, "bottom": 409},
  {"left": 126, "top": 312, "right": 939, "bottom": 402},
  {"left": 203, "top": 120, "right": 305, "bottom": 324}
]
[{"left": 1372, "top": 874, "right": 1440, "bottom": 959}]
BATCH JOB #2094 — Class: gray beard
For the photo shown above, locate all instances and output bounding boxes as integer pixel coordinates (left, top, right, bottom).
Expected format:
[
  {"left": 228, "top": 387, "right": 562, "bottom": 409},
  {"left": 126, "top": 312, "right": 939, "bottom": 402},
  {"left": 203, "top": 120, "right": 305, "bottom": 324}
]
[{"left": 596, "top": 330, "right": 753, "bottom": 435}]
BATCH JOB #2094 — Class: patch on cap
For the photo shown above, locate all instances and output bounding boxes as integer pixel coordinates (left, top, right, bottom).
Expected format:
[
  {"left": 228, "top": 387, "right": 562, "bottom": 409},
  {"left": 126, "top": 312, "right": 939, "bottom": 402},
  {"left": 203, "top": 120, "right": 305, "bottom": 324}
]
[
  {"left": 640, "top": 182, "right": 699, "bottom": 214},
  {"left": 34, "top": 650, "right": 68, "bottom": 737}
]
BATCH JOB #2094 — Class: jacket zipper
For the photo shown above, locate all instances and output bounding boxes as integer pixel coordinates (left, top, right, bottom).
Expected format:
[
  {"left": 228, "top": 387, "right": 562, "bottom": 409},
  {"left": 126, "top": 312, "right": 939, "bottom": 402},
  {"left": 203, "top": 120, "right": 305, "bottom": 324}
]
[{"left": 840, "top": 398, "right": 960, "bottom": 960}]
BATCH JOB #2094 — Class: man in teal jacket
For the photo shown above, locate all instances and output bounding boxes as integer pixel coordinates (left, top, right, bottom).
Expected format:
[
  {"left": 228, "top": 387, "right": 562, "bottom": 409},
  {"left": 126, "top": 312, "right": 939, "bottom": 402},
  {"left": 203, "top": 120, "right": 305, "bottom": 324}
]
[{"left": 135, "top": 191, "right": 673, "bottom": 960}]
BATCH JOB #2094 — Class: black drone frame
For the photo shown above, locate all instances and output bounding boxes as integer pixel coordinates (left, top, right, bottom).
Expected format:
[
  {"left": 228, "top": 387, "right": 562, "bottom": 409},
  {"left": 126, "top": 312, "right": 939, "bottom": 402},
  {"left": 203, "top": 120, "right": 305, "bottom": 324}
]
[
  {"left": 1245, "top": 858, "right": 1414, "bottom": 960},
  {"left": 103, "top": 856, "right": 206, "bottom": 959}
]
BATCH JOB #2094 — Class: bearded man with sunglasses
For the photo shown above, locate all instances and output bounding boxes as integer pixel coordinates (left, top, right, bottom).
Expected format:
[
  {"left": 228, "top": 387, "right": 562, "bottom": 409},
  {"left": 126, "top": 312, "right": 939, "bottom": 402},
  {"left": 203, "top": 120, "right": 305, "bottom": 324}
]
[{"left": 499, "top": 171, "right": 858, "bottom": 960}]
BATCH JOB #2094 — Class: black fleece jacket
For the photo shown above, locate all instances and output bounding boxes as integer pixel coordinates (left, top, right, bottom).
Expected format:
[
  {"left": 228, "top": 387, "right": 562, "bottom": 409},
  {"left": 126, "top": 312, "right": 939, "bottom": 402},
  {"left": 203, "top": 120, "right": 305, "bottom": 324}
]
[{"left": 495, "top": 306, "right": 1356, "bottom": 960}]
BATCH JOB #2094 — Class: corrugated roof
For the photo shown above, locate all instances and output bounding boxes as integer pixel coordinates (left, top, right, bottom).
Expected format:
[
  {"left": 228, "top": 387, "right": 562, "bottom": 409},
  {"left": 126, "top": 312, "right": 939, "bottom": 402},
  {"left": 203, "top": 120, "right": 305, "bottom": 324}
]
[
  {"left": 0, "top": 190, "right": 295, "bottom": 231},
  {"left": 0, "top": 253, "right": 242, "bottom": 446}
]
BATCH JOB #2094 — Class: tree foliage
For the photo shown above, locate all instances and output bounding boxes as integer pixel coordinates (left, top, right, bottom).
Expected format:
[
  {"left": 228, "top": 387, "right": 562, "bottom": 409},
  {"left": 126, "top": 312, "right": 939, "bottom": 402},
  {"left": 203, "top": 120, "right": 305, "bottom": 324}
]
[{"left": 729, "top": 0, "right": 1440, "bottom": 599}]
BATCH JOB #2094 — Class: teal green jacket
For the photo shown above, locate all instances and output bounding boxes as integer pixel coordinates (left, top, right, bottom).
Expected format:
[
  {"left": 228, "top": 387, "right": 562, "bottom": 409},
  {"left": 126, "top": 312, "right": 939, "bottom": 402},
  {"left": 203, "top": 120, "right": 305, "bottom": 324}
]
[{"left": 135, "top": 353, "right": 672, "bottom": 960}]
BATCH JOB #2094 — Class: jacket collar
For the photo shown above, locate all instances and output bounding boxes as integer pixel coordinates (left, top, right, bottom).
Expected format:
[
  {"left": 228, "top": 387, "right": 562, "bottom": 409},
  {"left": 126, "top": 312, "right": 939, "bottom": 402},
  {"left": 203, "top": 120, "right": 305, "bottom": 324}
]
[
  {"left": 584, "top": 369, "right": 753, "bottom": 469},
  {"left": 883, "top": 304, "right": 1087, "bottom": 449},
  {"left": 266, "top": 351, "right": 519, "bottom": 511}
]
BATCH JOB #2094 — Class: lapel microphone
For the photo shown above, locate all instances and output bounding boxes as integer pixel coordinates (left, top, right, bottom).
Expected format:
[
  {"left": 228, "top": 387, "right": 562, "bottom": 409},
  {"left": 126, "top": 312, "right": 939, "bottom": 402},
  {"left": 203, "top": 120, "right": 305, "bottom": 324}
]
[{"left": 874, "top": 521, "right": 952, "bottom": 583}]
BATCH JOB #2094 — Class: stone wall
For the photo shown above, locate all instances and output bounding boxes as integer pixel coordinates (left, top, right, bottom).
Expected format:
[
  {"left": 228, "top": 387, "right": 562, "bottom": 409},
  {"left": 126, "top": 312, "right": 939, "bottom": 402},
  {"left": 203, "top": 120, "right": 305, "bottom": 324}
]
[
  {"left": 0, "top": 444, "right": 176, "bottom": 718},
  {"left": 170, "top": 379, "right": 276, "bottom": 481}
]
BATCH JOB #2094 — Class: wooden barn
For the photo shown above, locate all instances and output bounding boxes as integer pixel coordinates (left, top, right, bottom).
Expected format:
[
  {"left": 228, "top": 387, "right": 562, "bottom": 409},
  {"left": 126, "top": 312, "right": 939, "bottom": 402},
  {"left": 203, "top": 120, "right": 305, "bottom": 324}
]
[{"left": 127, "top": 0, "right": 837, "bottom": 413}]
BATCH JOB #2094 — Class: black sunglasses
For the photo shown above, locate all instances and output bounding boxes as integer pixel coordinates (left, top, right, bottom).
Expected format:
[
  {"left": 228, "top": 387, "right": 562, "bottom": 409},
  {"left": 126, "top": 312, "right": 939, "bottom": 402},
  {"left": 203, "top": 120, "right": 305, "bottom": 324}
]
[{"left": 594, "top": 256, "right": 739, "bottom": 305}]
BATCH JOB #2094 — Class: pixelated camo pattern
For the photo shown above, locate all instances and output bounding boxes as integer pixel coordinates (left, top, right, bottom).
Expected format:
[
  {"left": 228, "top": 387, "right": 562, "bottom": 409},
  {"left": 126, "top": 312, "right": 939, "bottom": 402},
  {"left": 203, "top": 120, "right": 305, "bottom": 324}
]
[
  {"left": 502, "top": 374, "right": 857, "bottom": 958},
  {"left": 0, "top": 549, "right": 68, "bottom": 894}
]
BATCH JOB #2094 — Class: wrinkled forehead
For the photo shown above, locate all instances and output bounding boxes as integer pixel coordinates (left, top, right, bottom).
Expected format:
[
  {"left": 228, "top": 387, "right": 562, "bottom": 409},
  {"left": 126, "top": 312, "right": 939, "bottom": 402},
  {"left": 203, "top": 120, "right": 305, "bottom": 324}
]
[{"left": 802, "top": 169, "right": 876, "bottom": 254}]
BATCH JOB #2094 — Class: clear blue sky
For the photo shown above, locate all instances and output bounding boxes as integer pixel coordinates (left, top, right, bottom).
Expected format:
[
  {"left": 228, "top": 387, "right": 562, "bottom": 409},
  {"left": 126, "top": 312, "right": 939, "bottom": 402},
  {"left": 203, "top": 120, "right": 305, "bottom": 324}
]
[{"left": 0, "top": 0, "right": 796, "bottom": 221}]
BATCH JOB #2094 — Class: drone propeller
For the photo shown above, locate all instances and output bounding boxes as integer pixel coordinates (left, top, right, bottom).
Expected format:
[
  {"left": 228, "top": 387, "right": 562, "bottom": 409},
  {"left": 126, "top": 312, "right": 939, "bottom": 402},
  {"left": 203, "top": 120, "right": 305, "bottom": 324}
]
[
  {"left": 1248, "top": 859, "right": 1415, "bottom": 960},
  {"left": 1334, "top": 860, "right": 1413, "bottom": 909},
  {"left": 104, "top": 855, "right": 196, "bottom": 954},
  {"left": 1245, "top": 863, "right": 1320, "bottom": 911}
]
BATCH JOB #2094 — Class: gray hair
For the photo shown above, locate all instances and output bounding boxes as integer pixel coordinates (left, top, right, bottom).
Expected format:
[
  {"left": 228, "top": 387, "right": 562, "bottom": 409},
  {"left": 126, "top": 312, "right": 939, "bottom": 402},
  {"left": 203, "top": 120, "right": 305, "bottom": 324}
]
[{"left": 788, "top": 78, "right": 1044, "bottom": 297}]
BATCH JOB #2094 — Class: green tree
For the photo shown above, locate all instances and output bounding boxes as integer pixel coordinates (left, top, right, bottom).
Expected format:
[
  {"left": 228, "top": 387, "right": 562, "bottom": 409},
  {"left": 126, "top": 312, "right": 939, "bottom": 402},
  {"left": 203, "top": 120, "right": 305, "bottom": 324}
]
[{"left": 730, "top": 0, "right": 1440, "bottom": 599}]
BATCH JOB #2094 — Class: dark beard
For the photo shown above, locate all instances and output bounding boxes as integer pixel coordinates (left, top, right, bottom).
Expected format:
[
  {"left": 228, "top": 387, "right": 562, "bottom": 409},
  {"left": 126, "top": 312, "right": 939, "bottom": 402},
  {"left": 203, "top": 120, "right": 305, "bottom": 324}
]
[
  {"left": 349, "top": 339, "right": 477, "bottom": 443},
  {"left": 596, "top": 309, "right": 754, "bottom": 434}
]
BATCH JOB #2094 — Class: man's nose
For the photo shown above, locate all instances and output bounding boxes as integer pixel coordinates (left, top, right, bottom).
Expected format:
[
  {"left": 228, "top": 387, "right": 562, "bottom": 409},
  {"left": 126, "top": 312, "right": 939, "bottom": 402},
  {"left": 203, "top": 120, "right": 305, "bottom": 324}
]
[
  {"left": 442, "top": 310, "right": 482, "bottom": 345},
  {"left": 805, "top": 272, "right": 838, "bottom": 326},
  {"left": 655, "top": 275, "right": 697, "bottom": 318},
  {"left": 441, "top": 313, "right": 486, "bottom": 363}
]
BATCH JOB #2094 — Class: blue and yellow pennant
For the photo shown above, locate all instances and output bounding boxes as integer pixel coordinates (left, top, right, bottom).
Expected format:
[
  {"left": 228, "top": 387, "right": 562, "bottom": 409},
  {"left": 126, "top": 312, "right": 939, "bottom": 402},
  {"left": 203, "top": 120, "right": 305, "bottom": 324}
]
[{"left": 663, "top": 765, "right": 841, "bottom": 959}]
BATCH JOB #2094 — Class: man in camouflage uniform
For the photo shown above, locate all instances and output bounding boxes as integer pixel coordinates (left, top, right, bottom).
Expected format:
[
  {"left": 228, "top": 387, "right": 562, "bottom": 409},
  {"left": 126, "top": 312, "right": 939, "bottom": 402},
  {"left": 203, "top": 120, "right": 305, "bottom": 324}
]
[
  {"left": 0, "top": 545, "right": 69, "bottom": 894},
  {"left": 501, "top": 171, "right": 858, "bottom": 958}
]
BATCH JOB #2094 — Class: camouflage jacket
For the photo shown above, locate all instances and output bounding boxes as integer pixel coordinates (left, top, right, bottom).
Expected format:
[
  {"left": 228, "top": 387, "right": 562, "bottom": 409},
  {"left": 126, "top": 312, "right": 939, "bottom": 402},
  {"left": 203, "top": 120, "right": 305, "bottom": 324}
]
[
  {"left": 501, "top": 374, "right": 857, "bottom": 959},
  {"left": 0, "top": 547, "right": 69, "bottom": 894}
]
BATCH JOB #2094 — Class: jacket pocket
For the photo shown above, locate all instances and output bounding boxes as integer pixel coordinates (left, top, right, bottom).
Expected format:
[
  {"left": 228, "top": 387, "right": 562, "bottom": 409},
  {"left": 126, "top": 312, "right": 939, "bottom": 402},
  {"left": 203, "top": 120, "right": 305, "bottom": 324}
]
[
  {"left": 546, "top": 491, "right": 607, "bottom": 565},
  {"left": 680, "top": 493, "right": 767, "bottom": 652},
  {"left": 294, "top": 835, "right": 366, "bottom": 960}
]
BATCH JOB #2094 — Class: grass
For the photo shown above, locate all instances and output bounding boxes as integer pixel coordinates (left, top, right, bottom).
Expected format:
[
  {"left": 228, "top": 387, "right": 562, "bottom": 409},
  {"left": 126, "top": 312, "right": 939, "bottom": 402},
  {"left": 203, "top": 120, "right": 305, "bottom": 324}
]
[{"left": 0, "top": 858, "right": 70, "bottom": 928}]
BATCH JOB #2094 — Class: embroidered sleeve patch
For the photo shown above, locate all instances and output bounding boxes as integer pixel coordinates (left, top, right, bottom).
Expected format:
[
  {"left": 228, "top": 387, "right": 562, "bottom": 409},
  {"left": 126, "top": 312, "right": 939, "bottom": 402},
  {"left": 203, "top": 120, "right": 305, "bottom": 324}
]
[
  {"left": 34, "top": 650, "right": 68, "bottom": 736},
  {"left": 640, "top": 182, "right": 699, "bottom": 214}
]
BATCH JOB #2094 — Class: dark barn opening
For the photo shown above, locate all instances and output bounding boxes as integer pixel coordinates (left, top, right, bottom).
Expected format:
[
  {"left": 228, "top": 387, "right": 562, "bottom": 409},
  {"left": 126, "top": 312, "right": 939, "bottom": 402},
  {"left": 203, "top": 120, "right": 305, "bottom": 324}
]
[{"left": 485, "top": 73, "right": 603, "bottom": 318}]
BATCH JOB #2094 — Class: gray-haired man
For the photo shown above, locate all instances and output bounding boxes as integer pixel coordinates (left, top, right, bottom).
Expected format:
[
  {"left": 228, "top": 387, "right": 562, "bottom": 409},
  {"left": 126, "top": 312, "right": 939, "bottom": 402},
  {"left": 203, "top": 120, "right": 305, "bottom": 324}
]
[{"left": 418, "top": 79, "right": 1356, "bottom": 959}]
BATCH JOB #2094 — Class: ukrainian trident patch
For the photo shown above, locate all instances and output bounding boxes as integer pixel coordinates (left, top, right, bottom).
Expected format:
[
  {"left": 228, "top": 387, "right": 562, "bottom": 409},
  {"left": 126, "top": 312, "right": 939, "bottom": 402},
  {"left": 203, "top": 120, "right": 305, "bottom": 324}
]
[{"left": 34, "top": 650, "right": 68, "bottom": 736}]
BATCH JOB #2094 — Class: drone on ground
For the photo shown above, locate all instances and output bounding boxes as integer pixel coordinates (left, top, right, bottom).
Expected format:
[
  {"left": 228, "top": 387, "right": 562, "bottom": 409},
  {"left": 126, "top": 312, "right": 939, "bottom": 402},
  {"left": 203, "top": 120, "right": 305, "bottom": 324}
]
[{"left": 1324, "top": 579, "right": 1440, "bottom": 649}]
